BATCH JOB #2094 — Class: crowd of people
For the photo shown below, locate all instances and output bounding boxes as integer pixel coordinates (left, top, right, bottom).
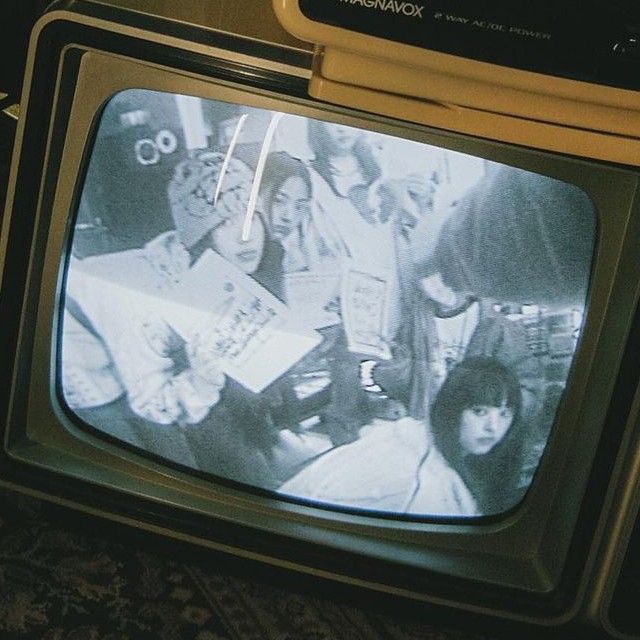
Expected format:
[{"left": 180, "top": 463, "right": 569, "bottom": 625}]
[{"left": 61, "top": 105, "right": 597, "bottom": 518}]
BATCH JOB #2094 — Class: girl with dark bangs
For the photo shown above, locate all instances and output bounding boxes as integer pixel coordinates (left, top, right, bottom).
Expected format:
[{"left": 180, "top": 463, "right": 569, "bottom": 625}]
[
  {"left": 279, "top": 356, "right": 523, "bottom": 517},
  {"left": 421, "top": 356, "right": 526, "bottom": 516},
  {"left": 258, "top": 150, "right": 341, "bottom": 272}
]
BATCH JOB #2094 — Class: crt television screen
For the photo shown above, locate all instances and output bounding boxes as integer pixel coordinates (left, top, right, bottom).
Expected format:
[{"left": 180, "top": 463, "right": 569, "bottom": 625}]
[{"left": 58, "top": 88, "right": 596, "bottom": 519}]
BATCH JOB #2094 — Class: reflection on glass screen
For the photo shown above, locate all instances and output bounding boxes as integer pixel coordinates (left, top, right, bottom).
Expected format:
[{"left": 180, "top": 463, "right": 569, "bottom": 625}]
[{"left": 59, "top": 89, "right": 596, "bottom": 518}]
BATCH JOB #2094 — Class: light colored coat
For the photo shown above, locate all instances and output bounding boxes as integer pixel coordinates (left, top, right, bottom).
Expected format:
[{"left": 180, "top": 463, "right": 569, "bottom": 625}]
[{"left": 279, "top": 417, "right": 477, "bottom": 517}]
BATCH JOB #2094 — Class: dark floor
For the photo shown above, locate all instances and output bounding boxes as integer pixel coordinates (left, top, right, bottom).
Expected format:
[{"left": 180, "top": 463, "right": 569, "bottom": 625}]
[{"left": 0, "top": 488, "right": 504, "bottom": 640}]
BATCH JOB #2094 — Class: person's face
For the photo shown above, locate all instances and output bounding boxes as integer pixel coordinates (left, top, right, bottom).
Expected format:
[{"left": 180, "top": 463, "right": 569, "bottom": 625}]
[
  {"left": 212, "top": 213, "right": 265, "bottom": 274},
  {"left": 324, "top": 123, "right": 360, "bottom": 156},
  {"left": 269, "top": 176, "right": 311, "bottom": 240},
  {"left": 458, "top": 401, "right": 514, "bottom": 456}
]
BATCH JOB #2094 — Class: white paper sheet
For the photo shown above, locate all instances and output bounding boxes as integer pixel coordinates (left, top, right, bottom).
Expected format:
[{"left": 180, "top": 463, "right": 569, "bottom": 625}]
[
  {"left": 284, "top": 270, "right": 342, "bottom": 329},
  {"left": 164, "top": 250, "right": 321, "bottom": 392}
]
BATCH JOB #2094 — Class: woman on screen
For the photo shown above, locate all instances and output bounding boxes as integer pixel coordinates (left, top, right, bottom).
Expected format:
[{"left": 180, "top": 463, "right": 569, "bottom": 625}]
[
  {"left": 411, "top": 356, "right": 524, "bottom": 516},
  {"left": 307, "top": 120, "right": 380, "bottom": 201},
  {"left": 186, "top": 180, "right": 338, "bottom": 488},
  {"left": 305, "top": 120, "right": 383, "bottom": 263},
  {"left": 424, "top": 164, "right": 597, "bottom": 490},
  {"left": 278, "top": 356, "right": 523, "bottom": 517},
  {"left": 186, "top": 201, "right": 288, "bottom": 486},
  {"left": 62, "top": 150, "right": 253, "bottom": 465},
  {"left": 258, "top": 150, "right": 340, "bottom": 273},
  {"left": 325, "top": 197, "right": 445, "bottom": 441}
]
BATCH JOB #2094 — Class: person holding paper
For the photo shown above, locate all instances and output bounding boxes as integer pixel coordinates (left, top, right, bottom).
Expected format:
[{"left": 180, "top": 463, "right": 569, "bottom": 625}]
[
  {"left": 120, "top": 144, "right": 331, "bottom": 487},
  {"left": 313, "top": 175, "right": 441, "bottom": 444},
  {"left": 302, "top": 122, "right": 397, "bottom": 442},
  {"left": 185, "top": 198, "right": 335, "bottom": 488},
  {"left": 62, "top": 149, "right": 254, "bottom": 466},
  {"left": 182, "top": 198, "right": 288, "bottom": 485},
  {"left": 301, "top": 120, "right": 449, "bottom": 442}
]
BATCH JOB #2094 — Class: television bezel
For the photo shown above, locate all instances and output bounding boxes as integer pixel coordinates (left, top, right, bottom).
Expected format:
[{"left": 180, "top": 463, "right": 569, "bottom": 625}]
[{"left": 2, "top": 6, "right": 640, "bottom": 626}]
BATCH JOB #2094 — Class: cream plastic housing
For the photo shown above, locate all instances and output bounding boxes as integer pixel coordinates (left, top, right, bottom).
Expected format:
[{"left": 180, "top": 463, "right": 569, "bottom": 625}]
[{"left": 272, "top": 0, "right": 640, "bottom": 165}]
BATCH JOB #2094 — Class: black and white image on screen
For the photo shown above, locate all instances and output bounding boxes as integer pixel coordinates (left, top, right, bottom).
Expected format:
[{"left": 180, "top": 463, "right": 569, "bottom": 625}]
[{"left": 59, "top": 89, "right": 596, "bottom": 518}]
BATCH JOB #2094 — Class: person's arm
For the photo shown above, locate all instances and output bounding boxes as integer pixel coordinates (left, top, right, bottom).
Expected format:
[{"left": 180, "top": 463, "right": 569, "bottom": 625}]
[{"left": 66, "top": 259, "right": 225, "bottom": 425}]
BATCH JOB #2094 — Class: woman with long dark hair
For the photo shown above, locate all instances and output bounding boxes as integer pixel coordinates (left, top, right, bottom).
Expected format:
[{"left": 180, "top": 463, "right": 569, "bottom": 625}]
[
  {"left": 305, "top": 120, "right": 386, "bottom": 263},
  {"left": 278, "top": 356, "right": 524, "bottom": 517},
  {"left": 261, "top": 152, "right": 311, "bottom": 235},
  {"left": 186, "top": 190, "right": 309, "bottom": 489},
  {"left": 304, "top": 123, "right": 439, "bottom": 441},
  {"left": 301, "top": 122, "right": 440, "bottom": 443},
  {"left": 189, "top": 170, "right": 337, "bottom": 489},
  {"left": 411, "top": 356, "right": 525, "bottom": 515},
  {"left": 258, "top": 150, "right": 340, "bottom": 272}
]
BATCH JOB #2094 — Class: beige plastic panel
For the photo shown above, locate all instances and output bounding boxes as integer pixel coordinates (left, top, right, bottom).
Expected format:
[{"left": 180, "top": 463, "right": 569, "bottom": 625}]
[
  {"left": 274, "top": 0, "right": 640, "bottom": 164},
  {"left": 87, "top": 0, "right": 313, "bottom": 53}
]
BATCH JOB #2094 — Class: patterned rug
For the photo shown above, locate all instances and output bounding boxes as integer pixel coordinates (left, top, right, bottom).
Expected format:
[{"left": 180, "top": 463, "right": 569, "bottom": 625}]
[{"left": 0, "top": 489, "right": 493, "bottom": 640}]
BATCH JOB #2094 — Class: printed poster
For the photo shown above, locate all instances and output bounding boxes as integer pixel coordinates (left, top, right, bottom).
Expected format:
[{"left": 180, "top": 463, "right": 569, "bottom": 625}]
[{"left": 341, "top": 267, "right": 392, "bottom": 360}]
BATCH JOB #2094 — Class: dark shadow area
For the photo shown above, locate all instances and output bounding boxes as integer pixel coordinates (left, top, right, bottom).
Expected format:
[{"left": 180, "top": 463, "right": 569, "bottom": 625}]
[{"left": 0, "top": 486, "right": 505, "bottom": 640}]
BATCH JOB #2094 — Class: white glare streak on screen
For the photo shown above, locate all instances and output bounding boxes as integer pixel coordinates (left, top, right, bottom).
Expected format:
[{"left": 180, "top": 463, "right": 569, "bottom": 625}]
[{"left": 58, "top": 88, "right": 596, "bottom": 519}]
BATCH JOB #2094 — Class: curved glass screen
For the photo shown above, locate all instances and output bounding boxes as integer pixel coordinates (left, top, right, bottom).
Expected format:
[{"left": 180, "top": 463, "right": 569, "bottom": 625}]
[{"left": 58, "top": 88, "right": 596, "bottom": 519}]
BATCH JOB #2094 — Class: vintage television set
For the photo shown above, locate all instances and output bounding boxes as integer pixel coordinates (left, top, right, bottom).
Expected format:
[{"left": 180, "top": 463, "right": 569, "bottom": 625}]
[{"left": 2, "top": 0, "right": 640, "bottom": 637}]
